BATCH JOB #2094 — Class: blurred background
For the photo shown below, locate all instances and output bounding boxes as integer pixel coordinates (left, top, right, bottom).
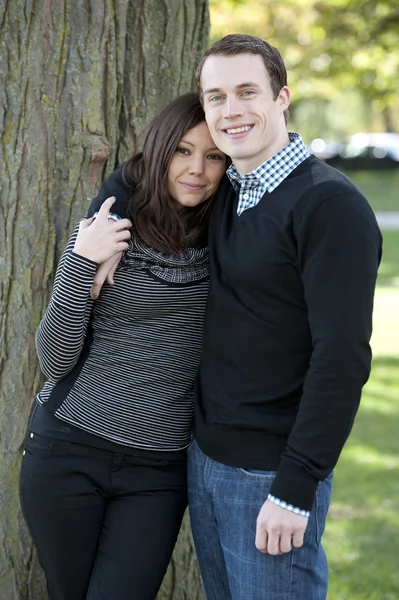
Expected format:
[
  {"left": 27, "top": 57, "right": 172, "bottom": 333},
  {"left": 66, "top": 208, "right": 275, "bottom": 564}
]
[{"left": 210, "top": 2, "right": 399, "bottom": 599}]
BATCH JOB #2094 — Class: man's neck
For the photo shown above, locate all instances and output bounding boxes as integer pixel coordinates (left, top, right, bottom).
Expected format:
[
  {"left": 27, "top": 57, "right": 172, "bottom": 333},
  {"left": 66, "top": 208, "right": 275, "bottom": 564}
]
[{"left": 234, "top": 132, "right": 291, "bottom": 176}]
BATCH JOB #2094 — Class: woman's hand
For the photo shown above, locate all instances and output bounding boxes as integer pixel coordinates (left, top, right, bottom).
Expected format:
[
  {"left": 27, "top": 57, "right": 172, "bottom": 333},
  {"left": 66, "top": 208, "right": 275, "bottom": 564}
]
[
  {"left": 90, "top": 253, "right": 123, "bottom": 299},
  {"left": 73, "top": 197, "right": 132, "bottom": 264}
]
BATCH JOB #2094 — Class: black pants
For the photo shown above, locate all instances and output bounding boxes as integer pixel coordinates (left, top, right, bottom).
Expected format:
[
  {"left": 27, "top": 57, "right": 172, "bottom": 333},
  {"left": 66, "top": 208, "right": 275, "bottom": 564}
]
[{"left": 19, "top": 433, "right": 187, "bottom": 600}]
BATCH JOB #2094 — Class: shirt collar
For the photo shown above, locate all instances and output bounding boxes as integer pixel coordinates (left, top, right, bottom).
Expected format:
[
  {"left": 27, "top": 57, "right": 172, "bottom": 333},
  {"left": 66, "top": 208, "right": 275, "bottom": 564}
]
[{"left": 227, "top": 132, "right": 309, "bottom": 193}]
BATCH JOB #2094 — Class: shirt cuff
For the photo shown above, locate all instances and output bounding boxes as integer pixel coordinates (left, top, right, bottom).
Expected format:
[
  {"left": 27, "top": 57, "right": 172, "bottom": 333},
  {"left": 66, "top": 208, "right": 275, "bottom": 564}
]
[{"left": 267, "top": 494, "right": 310, "bottom": 518}]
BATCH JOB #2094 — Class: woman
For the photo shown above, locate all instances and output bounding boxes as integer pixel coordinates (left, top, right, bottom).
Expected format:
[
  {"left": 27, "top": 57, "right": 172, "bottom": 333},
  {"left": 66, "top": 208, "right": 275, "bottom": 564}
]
[{"left": 19, "top": 92, "right": 227, "bottom": 600}]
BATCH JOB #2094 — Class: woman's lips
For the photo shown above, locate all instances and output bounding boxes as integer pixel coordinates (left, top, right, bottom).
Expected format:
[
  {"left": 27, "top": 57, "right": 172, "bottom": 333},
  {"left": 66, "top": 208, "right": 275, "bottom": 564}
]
[{"left": 180, "top": 182, "right": 206, "bottom": 191}]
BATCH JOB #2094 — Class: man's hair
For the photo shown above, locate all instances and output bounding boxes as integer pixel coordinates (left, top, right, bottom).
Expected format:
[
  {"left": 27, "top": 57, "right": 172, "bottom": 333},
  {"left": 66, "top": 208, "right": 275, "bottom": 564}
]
[{"left": 196, "top": 33, "right": 288, "bottom": 102}]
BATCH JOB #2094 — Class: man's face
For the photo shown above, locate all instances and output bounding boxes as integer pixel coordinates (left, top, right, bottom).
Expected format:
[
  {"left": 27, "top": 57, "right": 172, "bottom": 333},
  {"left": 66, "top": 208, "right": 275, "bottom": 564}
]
[{"left": 201, "top": 53, "right": 290, "bottom": 175}]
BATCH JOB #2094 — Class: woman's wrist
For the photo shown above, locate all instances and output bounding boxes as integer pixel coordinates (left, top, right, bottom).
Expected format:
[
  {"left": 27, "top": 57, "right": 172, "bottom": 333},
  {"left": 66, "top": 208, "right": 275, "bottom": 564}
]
[{"left": 92, "top": 211, "right": 122, "bottom": 222}]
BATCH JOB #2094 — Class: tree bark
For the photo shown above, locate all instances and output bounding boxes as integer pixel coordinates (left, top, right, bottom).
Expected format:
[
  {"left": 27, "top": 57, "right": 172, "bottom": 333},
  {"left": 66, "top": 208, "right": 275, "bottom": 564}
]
[{"left": 0, "top": 1, "right": 209, "bottom": 598}]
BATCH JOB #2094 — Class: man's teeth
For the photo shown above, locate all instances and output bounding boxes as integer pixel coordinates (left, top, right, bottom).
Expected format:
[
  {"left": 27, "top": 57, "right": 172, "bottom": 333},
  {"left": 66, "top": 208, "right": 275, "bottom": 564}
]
[{"left": 226, "top": 125, "right": 252, "bottom": 134}]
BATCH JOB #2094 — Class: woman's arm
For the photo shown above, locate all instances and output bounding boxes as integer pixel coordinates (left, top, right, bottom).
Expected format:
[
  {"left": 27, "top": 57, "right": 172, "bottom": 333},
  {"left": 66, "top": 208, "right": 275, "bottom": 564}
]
[
  {"left": 35, "top": 225, "right": 97, "bottom": 381},
  {"left": 36, "top": 198, "right": 132, "bottom": 381}
]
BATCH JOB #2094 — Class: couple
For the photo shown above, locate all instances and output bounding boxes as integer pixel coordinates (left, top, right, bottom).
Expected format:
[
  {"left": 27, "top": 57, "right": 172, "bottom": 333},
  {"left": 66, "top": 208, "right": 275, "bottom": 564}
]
[{"left": 20, "top": 34, "right": 382, "bottom": 600}]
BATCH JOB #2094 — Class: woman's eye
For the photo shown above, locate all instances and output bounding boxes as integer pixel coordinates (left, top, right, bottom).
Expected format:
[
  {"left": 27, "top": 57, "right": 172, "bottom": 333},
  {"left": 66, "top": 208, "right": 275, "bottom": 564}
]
[
  {"left": 176, "top": 147, "right": 190, "bottom": 155},
  {"left": 207, "top": 154, "right": 224, "bottom": 161}
]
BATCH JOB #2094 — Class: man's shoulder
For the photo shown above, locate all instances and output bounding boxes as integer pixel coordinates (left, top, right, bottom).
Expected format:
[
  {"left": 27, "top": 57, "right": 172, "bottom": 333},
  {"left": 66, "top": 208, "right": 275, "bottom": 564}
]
[
  {"left": 290, "top": 157, "right": 381, "bottom": 242},
  {"left": 293, "top": 155, "right": 370, "bottom": 211},
  {"left": 297, "top": 155, "right": 358, "bottom": 193}
]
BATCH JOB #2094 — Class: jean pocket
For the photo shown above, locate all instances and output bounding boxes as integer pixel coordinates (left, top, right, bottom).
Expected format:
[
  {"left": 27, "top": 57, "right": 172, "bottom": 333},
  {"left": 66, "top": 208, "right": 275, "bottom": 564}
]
[
  {"left": 23, "top": 432, "right": 55, "bottom": 457},
  {"left": 237, "top": 468, "right": 277, "bottom": 480}
]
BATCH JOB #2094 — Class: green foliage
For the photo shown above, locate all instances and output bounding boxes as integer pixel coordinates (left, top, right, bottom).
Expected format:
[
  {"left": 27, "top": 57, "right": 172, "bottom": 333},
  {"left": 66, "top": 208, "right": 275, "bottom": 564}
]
[{"left": 314, "top": 0, "right": 399, "bottom": 106}]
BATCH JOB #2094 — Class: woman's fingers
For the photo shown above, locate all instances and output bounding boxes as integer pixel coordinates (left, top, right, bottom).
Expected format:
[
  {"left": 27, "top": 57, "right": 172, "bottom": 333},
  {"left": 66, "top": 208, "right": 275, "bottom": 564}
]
[
  {"left": 74, "top": 200, "right": 131, "bottom": 265},
  {"left": 97, "top": 196, "right": 116, "bottom": 220}
]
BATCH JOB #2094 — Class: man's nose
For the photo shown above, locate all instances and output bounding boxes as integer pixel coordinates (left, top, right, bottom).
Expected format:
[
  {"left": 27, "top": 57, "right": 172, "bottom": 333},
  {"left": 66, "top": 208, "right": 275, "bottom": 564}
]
[{"left": 223, "top": 96, "right": 244, "bottom": 119}]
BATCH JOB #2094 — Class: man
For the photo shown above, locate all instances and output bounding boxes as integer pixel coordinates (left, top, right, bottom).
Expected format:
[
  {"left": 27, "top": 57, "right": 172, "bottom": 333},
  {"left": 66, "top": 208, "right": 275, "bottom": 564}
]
[{"left": 187, "top": 33, "right": 382, "bottom": 600}]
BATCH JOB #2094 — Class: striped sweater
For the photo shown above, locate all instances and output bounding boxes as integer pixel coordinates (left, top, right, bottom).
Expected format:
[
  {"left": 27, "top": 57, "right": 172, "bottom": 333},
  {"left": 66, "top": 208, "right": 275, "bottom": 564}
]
[{"left": 35, "top": 170, "right": 209, "bottom": 451}]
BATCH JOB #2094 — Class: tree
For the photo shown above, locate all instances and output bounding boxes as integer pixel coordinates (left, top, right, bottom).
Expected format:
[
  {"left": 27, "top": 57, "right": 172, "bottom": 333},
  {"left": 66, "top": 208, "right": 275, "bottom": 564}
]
[{"left": 0, "top": 1, "right": 209, "bottom": 598}]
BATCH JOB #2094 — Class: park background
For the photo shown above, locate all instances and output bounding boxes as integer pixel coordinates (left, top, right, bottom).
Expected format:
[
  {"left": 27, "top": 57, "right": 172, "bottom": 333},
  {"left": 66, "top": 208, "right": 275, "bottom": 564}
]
[
  {"left": 210, "top": 2, "right": 399, "bottom": 599},
  {"left": 0, "top": 1, "right": 398, "bottom": 599}
]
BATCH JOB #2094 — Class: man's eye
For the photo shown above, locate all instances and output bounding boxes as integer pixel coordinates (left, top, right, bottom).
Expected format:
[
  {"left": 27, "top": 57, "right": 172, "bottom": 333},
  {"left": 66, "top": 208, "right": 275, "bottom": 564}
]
[
  {"left": 242, "top": 90, "right": 255, "bottom": 97},
  {"left": 209, "top": 95, "right": 223, "bottom": 102}
]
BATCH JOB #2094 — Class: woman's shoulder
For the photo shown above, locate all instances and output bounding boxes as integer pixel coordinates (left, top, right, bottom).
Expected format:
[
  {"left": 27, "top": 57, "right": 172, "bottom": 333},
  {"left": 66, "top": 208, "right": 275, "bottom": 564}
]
[{"left": 86, "top": 163, "right": 132, "bottom": 219}]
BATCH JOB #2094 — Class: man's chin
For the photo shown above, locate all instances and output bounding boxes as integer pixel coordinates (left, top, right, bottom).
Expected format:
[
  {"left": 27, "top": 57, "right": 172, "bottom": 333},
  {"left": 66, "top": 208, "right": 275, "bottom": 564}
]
[{"left": 216, "top": 138, "right": 254, "bottom": 157}]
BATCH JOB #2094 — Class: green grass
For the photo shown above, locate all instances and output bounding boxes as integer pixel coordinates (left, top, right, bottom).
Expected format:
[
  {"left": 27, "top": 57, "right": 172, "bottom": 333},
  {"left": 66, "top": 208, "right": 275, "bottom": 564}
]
[
  {"left": 324, "top": 225, "right": 399, "bottom": 600},
  {"left": 347, "top": 170, "right": 399, "bottom": 212},
  {"left": 325, "top": 355, "right": 399, "bottom": 600},
  {"left": 378, "top": 230, "right": 399, "bottom": 288}
]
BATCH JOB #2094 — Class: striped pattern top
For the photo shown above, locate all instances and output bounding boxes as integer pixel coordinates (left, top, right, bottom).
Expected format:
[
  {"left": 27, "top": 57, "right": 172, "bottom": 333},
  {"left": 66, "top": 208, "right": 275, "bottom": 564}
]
[{"left": 35, "top": 225, "right": 209, "bottom": 451}]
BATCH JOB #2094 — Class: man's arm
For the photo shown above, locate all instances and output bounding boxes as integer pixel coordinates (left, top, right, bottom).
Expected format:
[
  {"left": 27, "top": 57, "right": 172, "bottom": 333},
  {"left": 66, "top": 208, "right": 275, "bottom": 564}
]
[
  {"left": 87, "top": 164, "right": 130, "bottom": 218},
  {"left": 270, "top": 190, "right": 382, "bottom": 508},
  {"left": 256, "top": 189, "right": 382, "bottom": 554}
]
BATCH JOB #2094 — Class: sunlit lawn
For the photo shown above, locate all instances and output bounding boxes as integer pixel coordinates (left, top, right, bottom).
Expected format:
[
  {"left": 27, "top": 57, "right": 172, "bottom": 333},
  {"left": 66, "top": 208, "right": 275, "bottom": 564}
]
[
  {"left": 324, "top": 207, "right": 399, "bottom": 599},
  {"left": 349, "top": 170, "right": 399, "bottom": 212}
]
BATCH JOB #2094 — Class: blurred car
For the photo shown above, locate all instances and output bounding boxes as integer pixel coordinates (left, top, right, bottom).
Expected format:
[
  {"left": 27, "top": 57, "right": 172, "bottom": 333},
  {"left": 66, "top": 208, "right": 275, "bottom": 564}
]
[
  {"left": 326, "top": 133, "right": 399, "bottom": 171},
  {"left": 307, "top": 138, "right": 342, "bottom": 162}
]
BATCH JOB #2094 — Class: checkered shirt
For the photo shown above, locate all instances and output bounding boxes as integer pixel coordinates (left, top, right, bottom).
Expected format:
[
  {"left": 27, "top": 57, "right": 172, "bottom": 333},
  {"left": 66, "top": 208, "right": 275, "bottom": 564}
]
[{"left": 227, "top": 132, "right": 310, "bottom": 216}]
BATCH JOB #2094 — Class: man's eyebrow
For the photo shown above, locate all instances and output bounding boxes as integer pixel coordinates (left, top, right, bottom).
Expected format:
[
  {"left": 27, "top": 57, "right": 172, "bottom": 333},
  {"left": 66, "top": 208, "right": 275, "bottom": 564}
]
[
  {"left": 203, "top": 87, "right": 222, "bottom": 96},
  {"left": 203, "top": 82, "right": 261, "bottom": 95},
  {"left": 236, "top": 82, "right": 261, "bottom": 89}
]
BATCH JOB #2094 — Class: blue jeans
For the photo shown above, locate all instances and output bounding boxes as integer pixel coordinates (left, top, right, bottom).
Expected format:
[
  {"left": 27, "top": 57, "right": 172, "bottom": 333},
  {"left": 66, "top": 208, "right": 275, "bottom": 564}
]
[{"left": 188, "top": 441, "right": 333, "bottom": 600}]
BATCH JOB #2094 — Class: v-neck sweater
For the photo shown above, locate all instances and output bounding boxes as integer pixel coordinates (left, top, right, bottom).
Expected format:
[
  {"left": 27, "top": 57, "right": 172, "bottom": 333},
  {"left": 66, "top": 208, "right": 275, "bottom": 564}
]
[{"left": 194, "top": 155, "right": 382, "bottom": 510}]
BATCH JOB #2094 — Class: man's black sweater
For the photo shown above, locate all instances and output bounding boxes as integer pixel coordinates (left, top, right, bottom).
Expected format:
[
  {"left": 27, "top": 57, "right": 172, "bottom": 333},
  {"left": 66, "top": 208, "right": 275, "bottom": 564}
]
[{"left": 194, "top": 155, "right": 382, "bottom": 511}]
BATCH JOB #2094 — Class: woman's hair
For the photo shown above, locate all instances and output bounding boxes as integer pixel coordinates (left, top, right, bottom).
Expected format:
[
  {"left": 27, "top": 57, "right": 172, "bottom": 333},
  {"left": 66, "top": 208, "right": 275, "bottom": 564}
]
[{"left": 123, "top": 92, "right": 226, "bottom": 254}]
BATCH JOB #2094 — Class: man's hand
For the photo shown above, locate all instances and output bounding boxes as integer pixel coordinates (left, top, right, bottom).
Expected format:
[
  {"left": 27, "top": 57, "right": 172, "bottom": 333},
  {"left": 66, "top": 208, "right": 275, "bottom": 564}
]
[
  {"left": 91, "top": 253, "right": 122, "bottom": 300},
  {"left": 255, "top": 499, "right": 308, "bottom": 555},
  {"left": 74, "top": 197, "right": 131, "bottom": 265}
]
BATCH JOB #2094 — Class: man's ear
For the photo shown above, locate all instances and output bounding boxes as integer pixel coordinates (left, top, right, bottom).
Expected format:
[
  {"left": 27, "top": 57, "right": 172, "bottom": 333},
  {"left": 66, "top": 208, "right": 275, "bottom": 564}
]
[{"left": 278, "top": 86, "right": 291, "bottom": 113}]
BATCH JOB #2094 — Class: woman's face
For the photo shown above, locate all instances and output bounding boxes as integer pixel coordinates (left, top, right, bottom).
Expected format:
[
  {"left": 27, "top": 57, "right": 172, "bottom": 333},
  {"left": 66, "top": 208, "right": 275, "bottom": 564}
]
[{"left": 168, "top": 121, "right": 226, "bottom": 209}]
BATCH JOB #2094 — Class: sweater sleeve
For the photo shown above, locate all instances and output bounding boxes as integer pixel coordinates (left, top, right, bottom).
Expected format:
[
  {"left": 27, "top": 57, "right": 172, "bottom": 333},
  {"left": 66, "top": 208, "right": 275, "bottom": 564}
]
[
  {"left": 37, "top": 167, "right": 132, "bottom": 382},
  {"left": 35, "top": 225, "right": 98, "bottom": 382},
  {"left": 269, "top": 191, "right": 382, "bottom": 511}
]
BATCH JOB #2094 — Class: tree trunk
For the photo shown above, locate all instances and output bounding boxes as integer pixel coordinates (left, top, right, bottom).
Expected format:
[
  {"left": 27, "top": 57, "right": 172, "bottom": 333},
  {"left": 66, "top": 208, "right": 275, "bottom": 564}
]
[
  {"left": 0, "top": 1, "right": 209, "bottom": 598},
  {"left": 382, "top": 106, "right": 395, "bottom": 133}
]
